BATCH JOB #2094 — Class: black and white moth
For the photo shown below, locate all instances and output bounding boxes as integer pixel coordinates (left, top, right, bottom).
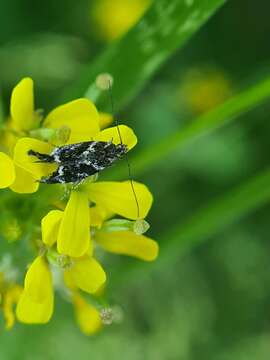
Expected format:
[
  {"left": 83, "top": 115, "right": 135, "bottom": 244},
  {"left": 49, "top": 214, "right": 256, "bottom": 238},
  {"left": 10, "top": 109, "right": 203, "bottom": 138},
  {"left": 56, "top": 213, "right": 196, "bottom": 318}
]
[{"left": 28, "top": 141, "right": 127, "bottom": 184}]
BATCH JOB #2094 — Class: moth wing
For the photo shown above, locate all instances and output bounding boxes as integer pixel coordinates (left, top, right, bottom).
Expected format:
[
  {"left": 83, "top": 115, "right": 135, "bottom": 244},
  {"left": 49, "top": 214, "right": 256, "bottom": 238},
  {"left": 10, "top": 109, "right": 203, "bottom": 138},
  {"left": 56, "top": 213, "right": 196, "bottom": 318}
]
[{"left": 41, "top": 163, "right": 98, "bottom": 184}]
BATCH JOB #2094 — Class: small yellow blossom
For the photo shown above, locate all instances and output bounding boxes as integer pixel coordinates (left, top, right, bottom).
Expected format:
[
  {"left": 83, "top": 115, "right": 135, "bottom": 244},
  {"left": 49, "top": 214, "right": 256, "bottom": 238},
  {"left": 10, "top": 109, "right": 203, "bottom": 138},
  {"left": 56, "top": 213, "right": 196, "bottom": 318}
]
[
  {"left": 64, "top": 256, "right": 106, "bottom": 294},
  {"left": 0, "top": 152, "right": 15, "bottom": 188},
  {"left": 1, "top": 218, "right": 22, "bottom": 242},
  {"left": 2, "top": 285, "right": 22, "bottom": 329},
  {"left": 179, "top": 68, "right": 232, "bottom": 114},
  {"left": 95, "top": 230, "right": 158, "bottom": 261},
  {"left": 44, "top": 212, "right": 107, "bottom": 293},
  {"left": 99, "top": 113, "right": 114, "bottom": 129},
  {"left": 43, "top": 192, "right": 92, "bottom": 258},
  {"left": 92, "top": 0, "right": 151, "bottom": 41},
  {"left": 0, "top": 78, "right": 44, "bottom": 193},
  {"left": 0, "top": 77, "right": 117, "bottom": 193},
  {"left": 0, "top": 75, "right": 158, "bottom": 332},
  {"left": 87, "top": 181, "right": 153, "bottom": 220},
  {"left": 41, "top": 209, "right": 63, "bottom": 247},
  {"left": 16, "top": 256, "right": 54, "bottom": 324},
  {"left": 42, "top": 98, "right": 100, "bottom": 144},
  {"left": 72, "top": 293, "right": 102, "bottom": 336},
  {"left": 57, "top": 191, "right": 91, "bottom": 258},
  {"left": 40, "top": 179, "right": 153, "bottom": 258},
  {"left": 11, "top": 88, "right": 142, "bottom": 259},
  {"left": 16, "top": 234, "right": 106, "bottom": 325},
  {"left": 10, "top": 77, "right": 39, "bottom": 132},
  {"left": 0, "top": 265, "right": 22, "bottom": 330}
]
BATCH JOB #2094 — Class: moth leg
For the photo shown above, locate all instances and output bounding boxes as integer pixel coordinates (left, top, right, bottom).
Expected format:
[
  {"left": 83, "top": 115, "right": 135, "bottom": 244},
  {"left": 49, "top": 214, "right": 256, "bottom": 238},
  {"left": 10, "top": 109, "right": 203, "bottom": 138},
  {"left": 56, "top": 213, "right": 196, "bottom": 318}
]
[
  {"left": 28, "top": 149, "right": 55, "bottom": 163},
  {"left": 60, "top": 184, "right": 70, "bottom": 200},
  {"left": 71, "top": 181, "right": 84, "bottom": 190},
  {"left": 71, "top": 174, "right": 96, "bottom": 190}
]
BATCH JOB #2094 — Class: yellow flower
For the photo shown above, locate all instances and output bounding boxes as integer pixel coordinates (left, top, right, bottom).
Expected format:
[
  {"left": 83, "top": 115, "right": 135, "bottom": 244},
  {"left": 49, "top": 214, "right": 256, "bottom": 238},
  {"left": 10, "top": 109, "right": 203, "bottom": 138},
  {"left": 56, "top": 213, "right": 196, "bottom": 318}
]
[
  {"left": 10, "top": 78, "right": 39, "bottom": 132},
  {"left": 0, "top": 74, "right": 158, "bottom": 332},
  {"left": 99, "top": 113, "right": 114, "bottom": 129},
  {"left": 11, "top": 85, "right": 145, "bottom": 258},
  {"left": 0, "top": 78, "right": 41, "bottom": 193},
  {"left": 90, "top": 205, "right": 114, "bottom": 229},
  {"left": 2, "top": 285, "right": 22, "bottom": 329},
  {"left": 0, "top": 267, "right": 22, "bottom": 330},
  {"left": 95, "top": 230, "right": 158, "bottom": 261},
  {"left": 91, "top": 0, "right": 151, "bottom": 41},
  {"left": 41, "top": 179, "right": 153, "bottom": 258},
  {"left": 16, "top": 256, "right": 54, "bottom": 324},
  {"left": 63, "top": 256, "right": 106, "bottom": 294},
  {"left": 42, "top": 209, "right": 107, "bottom": 293},
  {"left": 72, "top": 292, "right": 102, "bottom": 336},
  {"left": 16, "top": 233, "right": 106, "bottom": 325},
  {"left": 0, "top": 77, "right": 117, "bottom": 193},
  {"left": 43, "top": 210, "right": 107, "bottom": 293},
  {"left": 58, "top": 190, "right": 91, "bottom": 257},
  {"left": 87, "top": 181, "right": 153, "bottom": 220},
  {"left": 42, "top": 185, "right": 157, "bottom": 262},
  {"left": 0, "top": 152, "right": 15, "bottom": 189},
  {"left": 179, "top": 68, "right": 232, "bottom": 114}
]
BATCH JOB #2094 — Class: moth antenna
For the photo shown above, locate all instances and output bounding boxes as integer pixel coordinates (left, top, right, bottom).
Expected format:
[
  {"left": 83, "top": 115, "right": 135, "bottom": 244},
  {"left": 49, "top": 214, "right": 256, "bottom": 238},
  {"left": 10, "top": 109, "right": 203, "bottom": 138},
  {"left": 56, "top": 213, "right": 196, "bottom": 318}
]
[{"left": 107, "top": 77, "right": 140, "bottom": 219}]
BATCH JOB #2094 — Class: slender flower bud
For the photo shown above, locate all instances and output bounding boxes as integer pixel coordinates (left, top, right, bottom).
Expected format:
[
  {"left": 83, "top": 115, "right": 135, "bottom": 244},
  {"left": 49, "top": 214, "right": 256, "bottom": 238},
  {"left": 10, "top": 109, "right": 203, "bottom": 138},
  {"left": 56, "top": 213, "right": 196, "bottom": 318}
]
[{"left": 96, "top": 73, "right": 114, "bottom": 90}]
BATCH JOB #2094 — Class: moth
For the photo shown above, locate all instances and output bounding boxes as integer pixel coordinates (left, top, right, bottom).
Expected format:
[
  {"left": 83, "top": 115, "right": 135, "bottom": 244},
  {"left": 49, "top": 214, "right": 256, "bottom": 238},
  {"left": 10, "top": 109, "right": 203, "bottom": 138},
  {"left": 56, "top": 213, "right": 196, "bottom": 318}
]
[{"left": 28, "top": 141, "right": 127, "bottom": 184}]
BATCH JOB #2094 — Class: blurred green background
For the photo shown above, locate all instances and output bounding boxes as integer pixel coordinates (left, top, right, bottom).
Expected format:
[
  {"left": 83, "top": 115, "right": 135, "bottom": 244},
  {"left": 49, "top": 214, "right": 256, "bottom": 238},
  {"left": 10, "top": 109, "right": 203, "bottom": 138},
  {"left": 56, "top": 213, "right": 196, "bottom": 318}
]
[{"left": 1, "top": 0, "right": 270, "bottom": 359}]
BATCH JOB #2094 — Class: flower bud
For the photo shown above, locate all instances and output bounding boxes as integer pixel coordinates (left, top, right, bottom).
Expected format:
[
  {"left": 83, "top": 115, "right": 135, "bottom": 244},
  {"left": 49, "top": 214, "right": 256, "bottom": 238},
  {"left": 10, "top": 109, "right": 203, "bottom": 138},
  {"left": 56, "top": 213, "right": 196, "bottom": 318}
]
[
  {"left": 100, "top": 307, "right": 113, "bottom": 325},
  {"left": 133, "top": 219, "right": 150, "bottom": 235},
  {"left": 95, "top": 73, "right": 114, "bottom": 91}
]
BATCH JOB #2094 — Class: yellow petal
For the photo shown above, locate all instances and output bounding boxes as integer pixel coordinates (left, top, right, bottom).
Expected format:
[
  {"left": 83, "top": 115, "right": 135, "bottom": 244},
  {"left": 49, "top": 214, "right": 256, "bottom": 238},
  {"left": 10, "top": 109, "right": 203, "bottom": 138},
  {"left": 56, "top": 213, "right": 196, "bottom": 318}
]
[
  {"left": 65, "top": 257, "right": 106, "bottom": 294},
  {"left": 99, "top": 112, "right": 113, "bottom": 129},
  {"left": 13, "top": 137, "right": 56, "bottom": 178},
  {"left": 0, "top": 118, "right": 19, "bottom": 152},
  {"left": 92, "top": 0, "right": 151, "bottom": 41},
  {"left": 0, "top": 152, "right": 15, "bottom": 188},
  {"left": 63, "top": 270, "right": 77, "bottom": 290},
  {"left": 94, "top": 125, "right": 137, "bottom": 150},
  {"left": 87, "top": 181, "right": 153, "bottom": 220},
  {"left": 57, "top": 191, "right": 91, "bottom": 257},
  {"left": 3, "top": 285, "right": 22, "bottom": 330},
  {"left": 42, "top": 210, "right": 63, "bottom": 247},
  {"left": 10, "top": 77, "right": 37, "bottom": 131},
  {"left": 16, "top": 256, "right": 54, "bottom": 324},
  {"left": 90, "top": 205, "right": 114, "bottom": 228},
  {"left": 95, "top": 230, "right": 159, "bottom": 261},
  {"left": 73, "top": 293, "right": 102, "bottom": 335},
  {"left": 10, "top": 164, "right": 39, "bottom": 193},
  {"left": 44, "top": 99, "right": 100, "bottom": 144}
]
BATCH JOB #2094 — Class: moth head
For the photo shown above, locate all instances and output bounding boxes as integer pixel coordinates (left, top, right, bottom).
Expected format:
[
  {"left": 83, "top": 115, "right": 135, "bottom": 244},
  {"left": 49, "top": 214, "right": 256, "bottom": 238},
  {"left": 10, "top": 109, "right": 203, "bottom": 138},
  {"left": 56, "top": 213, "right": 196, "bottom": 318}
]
[{"left": 115, "top": 144, "right": 128, "bottom": 157}]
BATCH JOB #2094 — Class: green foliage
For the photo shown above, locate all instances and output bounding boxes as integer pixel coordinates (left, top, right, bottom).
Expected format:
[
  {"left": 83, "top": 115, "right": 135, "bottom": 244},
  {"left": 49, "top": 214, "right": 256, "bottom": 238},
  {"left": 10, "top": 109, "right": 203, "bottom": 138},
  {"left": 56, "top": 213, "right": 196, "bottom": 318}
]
[
  {"left": 2, "top": 0, "right": 270, "bottom": 358},
  {"left": 110, "top": 75, "right": 270, "bottom": 179},
  {"left": 63, "top": 0, "right": 227, "bottom": 109},
  {"left": 163, "top": 166, "right": 270, "bottom": 266}
]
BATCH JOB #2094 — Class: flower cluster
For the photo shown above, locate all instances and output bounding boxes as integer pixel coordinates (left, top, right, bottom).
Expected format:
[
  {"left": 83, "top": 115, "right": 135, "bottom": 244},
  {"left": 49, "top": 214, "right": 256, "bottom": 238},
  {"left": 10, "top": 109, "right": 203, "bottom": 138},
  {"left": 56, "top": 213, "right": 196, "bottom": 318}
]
[{"left": 0, "top": 78, "right": 158, "bottom": 335}]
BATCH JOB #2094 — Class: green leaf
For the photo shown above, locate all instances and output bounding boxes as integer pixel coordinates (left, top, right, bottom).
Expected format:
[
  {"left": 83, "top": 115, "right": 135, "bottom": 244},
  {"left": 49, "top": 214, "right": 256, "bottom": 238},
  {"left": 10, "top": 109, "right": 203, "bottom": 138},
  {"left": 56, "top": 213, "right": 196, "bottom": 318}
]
[
  {"left": 63, "top": 0, "right": 227, "bottom": 109},
  {"left": 109, "top": 75, "right": 270, "bottom": 179},
  {"left": 112, "top": 167, "right": 270, "bottom": 286}
]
